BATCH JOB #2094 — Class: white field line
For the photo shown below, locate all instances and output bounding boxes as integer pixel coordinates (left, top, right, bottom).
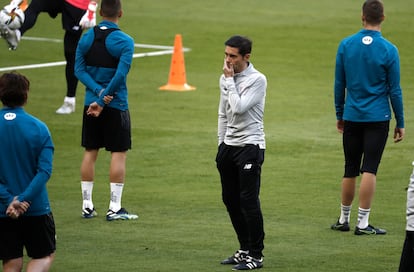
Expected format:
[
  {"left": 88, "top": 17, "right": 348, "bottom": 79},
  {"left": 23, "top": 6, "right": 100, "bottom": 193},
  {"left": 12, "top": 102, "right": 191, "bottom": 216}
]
[{"left": 0, "top": 36, "right": 190, "bottom": 72}]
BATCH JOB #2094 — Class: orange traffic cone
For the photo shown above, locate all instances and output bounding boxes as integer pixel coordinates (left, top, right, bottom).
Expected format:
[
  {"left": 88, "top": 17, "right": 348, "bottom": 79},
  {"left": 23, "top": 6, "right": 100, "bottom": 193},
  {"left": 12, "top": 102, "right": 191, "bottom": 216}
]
[{"left": 159, "top": 34, "right": 196, "bottom": 91}]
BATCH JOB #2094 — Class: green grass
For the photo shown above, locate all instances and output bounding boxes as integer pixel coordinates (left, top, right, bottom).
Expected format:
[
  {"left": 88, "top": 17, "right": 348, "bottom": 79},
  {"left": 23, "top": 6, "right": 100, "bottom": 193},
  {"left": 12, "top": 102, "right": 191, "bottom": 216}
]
[{"left": 1, "top": 0, "right": 414, "bottom": 271}]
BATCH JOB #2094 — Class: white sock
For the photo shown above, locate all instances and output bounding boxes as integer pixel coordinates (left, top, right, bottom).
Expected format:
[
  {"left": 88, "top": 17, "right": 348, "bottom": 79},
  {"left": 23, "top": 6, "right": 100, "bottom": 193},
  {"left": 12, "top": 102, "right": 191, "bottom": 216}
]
[
  {"left": 81, "top": 181, "right": 94, "bottom": 210},
  {"left": 357, "top": 207, "right": 371, "bottom": 229},
  {"left": 339, "top": 204, "right": 352, "bottom": 224},
  {"left": 16, "top": 29, "right": 21, "bottom": 41},
  {"left": 109, "top": 183, "right": 124, "bottom": 212},
  {"left": 64, "top": 96, "right": 76, "bottom": 104}
]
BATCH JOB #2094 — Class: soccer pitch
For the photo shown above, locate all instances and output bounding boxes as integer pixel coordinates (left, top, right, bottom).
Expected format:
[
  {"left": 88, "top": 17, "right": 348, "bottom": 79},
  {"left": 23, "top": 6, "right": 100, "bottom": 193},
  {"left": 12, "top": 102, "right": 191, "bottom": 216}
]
[{"left": 1, "top": 0, "right": 414, "bottom": 271}]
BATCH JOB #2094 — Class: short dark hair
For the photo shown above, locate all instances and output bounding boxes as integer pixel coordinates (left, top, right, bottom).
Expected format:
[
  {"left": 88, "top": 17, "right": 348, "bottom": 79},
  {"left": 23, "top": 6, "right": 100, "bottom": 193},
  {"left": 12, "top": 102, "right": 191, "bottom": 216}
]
[
  {"left": 101, "top": 0, "right": 121, "bottom": 18},
  {"left": 0, "top": 72, "right": 30, "bottom": 108},
  {"left": 224, "top": 35, "right": 252, "bottom": 56},
  {"left": 362, "top": 0, "right": 384, "bottom": 25}
]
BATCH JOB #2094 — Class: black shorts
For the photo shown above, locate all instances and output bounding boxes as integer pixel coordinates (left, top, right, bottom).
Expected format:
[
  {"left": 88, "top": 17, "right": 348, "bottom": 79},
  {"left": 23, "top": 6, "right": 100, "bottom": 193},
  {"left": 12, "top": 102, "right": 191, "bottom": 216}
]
[
  {"left": 0, "top": 213, "right": 56, "bottom": 260},
  {"left": 24, "top": 0, "right": 85, "bottom": 32},
  {"left": 62, "top": 1, "right": 85, "bottom": 33},
  {"left": 23, "top": 0, "right": 62, "bottom": 19},
  {"left": 82, "top": 106, "right": 132, "bottom": 152},
  {"left": 342, "top": 121, "right": 389, "bottom": 177}
]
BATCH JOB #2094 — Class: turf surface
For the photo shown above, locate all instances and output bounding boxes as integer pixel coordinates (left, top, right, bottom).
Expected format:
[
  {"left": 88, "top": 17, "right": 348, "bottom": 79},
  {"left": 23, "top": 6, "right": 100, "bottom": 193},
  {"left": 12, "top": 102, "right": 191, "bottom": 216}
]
[{"left": 1, "top": 0, "right": 414, "bottom": 271}]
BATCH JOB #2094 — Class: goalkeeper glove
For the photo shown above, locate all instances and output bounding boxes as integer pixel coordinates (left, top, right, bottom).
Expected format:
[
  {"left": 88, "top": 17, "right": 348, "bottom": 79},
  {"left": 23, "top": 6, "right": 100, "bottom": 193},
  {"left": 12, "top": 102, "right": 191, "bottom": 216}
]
[{"left": 79, "top": 1, "right": 98, "bottom": 29}]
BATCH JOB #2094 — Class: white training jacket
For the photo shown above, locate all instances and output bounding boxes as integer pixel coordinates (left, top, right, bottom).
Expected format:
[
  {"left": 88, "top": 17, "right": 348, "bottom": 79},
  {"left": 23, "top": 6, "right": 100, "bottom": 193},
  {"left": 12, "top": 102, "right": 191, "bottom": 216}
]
[
  {"left": 218, "top": 63, "right": 267, "bottom": 149},
  {"left": 407, "top": 164, "right": 414, "bottom": 231}
]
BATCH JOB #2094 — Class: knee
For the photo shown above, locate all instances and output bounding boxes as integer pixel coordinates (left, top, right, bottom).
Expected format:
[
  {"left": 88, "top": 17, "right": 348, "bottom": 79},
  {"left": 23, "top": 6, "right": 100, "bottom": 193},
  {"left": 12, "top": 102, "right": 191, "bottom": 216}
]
[
  {"left": 27, "top": 253, "right": 55, "bottom": 272},
  {"left": 222, "top": 194, "right": 240, "bottom": 212},
  {"left": 3, "top": 257, "right": 23, "bottom": 272},
  {"left": 240, "top": 195, "right": 261, "bottom": 215},
  {"left": 45, "top": 253, "right": 55, "bottom": 266}
]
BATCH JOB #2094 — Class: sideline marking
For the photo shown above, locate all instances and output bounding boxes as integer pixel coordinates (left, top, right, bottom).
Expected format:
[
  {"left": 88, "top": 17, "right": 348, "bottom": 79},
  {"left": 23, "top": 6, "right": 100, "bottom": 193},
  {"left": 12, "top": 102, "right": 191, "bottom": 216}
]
[{"left": 0, "top": 36, "right": 189, "bottom": 72}]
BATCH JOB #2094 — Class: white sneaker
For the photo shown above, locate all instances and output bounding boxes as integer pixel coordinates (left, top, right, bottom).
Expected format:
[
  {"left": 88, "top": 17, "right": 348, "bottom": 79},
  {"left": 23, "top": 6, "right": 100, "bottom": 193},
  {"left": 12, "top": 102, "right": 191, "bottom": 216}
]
[
  {"left": 0, "top": 26, "right": 20, "bottom": 50},
  {"left": 56, "top": 98, "right": 75, "bottom": 114}
]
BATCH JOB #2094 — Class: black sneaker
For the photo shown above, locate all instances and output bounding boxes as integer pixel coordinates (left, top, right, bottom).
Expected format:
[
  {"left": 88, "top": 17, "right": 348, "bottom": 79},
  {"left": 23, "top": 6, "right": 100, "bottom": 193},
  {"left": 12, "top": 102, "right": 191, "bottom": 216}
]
[
  {"left": 232, "top": 255, "right": 263, "bottom": 270},
  {"left": 221, "top": 250, "right": 248, "bottom": 265},
  {"left": 331, "top": 219, "right": 350, "bottom": 231},
  {"left": 82, "top": 207, "right": 97, "bottom": 219},
  {"left": 106, "top": 208, "right": 138, "bottom": 221},
  {"left": 354, "top": 224, "right": 386, "bottom": 235}
]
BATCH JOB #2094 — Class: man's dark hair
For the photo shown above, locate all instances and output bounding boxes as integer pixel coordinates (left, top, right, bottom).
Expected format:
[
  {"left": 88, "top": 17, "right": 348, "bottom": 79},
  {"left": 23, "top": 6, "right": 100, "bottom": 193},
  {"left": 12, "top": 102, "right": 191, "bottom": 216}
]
[
  {"left": 101, "top": 0, "right": 121, "bottom": 18},
  {"left": 225, "top": 35, "right": 252, "bottom": 56},
  {"left": 363, "top": 0, "right": 384, "bottom": 25},
  {"left": 0, "top": 72, "right": 30, "bottom": 108}
]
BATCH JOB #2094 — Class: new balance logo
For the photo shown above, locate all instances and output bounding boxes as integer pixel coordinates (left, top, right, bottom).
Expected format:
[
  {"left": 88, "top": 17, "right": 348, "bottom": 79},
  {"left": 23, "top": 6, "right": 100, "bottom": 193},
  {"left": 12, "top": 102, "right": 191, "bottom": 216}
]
[{"left": 243, "top": 164, "right": 252, "bottom": 170}]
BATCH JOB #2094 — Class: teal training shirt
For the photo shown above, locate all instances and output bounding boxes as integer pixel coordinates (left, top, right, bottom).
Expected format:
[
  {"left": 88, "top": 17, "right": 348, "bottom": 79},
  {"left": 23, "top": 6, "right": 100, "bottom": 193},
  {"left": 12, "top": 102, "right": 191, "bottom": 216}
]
[
  {"left": 75, "top": 20, "right": 134, "bottom": 110},
  {"left": 334, "top": 29, "right": 404, "bottom": 128},
  {"left": 0, "top": 107, "right": 54, "bottom": 217}
]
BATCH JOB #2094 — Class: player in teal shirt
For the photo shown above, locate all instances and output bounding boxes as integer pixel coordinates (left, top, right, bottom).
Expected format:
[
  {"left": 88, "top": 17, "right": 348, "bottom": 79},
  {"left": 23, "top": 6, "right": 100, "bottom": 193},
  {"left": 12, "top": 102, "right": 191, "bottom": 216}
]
[
  {"left": 75, "top": 20, "right": 134, "bottom": 111},
  {"left": 74, "top": 0, "right": 137, "bottom": 221},
  {"left": 0, "top": 75, "right": 54, "bottom": 217},
  {"left": 0, "top": 72, "right": 55, "bottom": 272},
  {"left": 334, "top": 29, "right": 404, "bottom": 127},
  {"left": 331, "top": 0, "right": 405, "bottom": 236}
]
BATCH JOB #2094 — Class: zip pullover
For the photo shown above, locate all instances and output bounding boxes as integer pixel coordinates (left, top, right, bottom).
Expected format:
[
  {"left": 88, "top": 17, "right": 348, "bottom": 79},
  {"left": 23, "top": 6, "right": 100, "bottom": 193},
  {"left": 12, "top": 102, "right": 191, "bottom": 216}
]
[{"left": 218, "top": 63, "right": 267, "bottom": 148}]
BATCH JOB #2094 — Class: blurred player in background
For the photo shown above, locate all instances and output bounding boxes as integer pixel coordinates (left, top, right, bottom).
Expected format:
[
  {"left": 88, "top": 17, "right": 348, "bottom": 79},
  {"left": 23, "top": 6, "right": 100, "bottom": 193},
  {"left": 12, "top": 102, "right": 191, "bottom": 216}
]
[
  {"left": 0, "top": 72, "right": 55, "bottom": 272},
  {"left": 0, "top": 0, "right": 98, "bottom": 114},
  {"left": 398, "top": 163, "right": 414, "bottom": 272},
  {"left": 75, "top": 0, "right": 138, "bottom": 221}
]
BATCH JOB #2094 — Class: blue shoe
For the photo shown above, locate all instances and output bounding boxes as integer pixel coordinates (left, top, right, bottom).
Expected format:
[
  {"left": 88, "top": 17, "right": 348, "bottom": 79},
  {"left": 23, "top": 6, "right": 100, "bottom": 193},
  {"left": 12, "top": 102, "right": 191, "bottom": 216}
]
[
  {"left": 232, "top": 255, "right": 263, "bottom": 270},
  {"left": 221, "top": 250, "right": 249, "bottom": 265},
  {"left": 331, "top": 219, "right": 350, "bottom": 232},
  {"left": 82, "top": 207, "right": 97, "bottom": 218},
  {"left": 354, "top": 224, "right": 386, "bottom": 235},
  {"left": 106, "top": 208, "right": 138, "bottom": 221}
]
